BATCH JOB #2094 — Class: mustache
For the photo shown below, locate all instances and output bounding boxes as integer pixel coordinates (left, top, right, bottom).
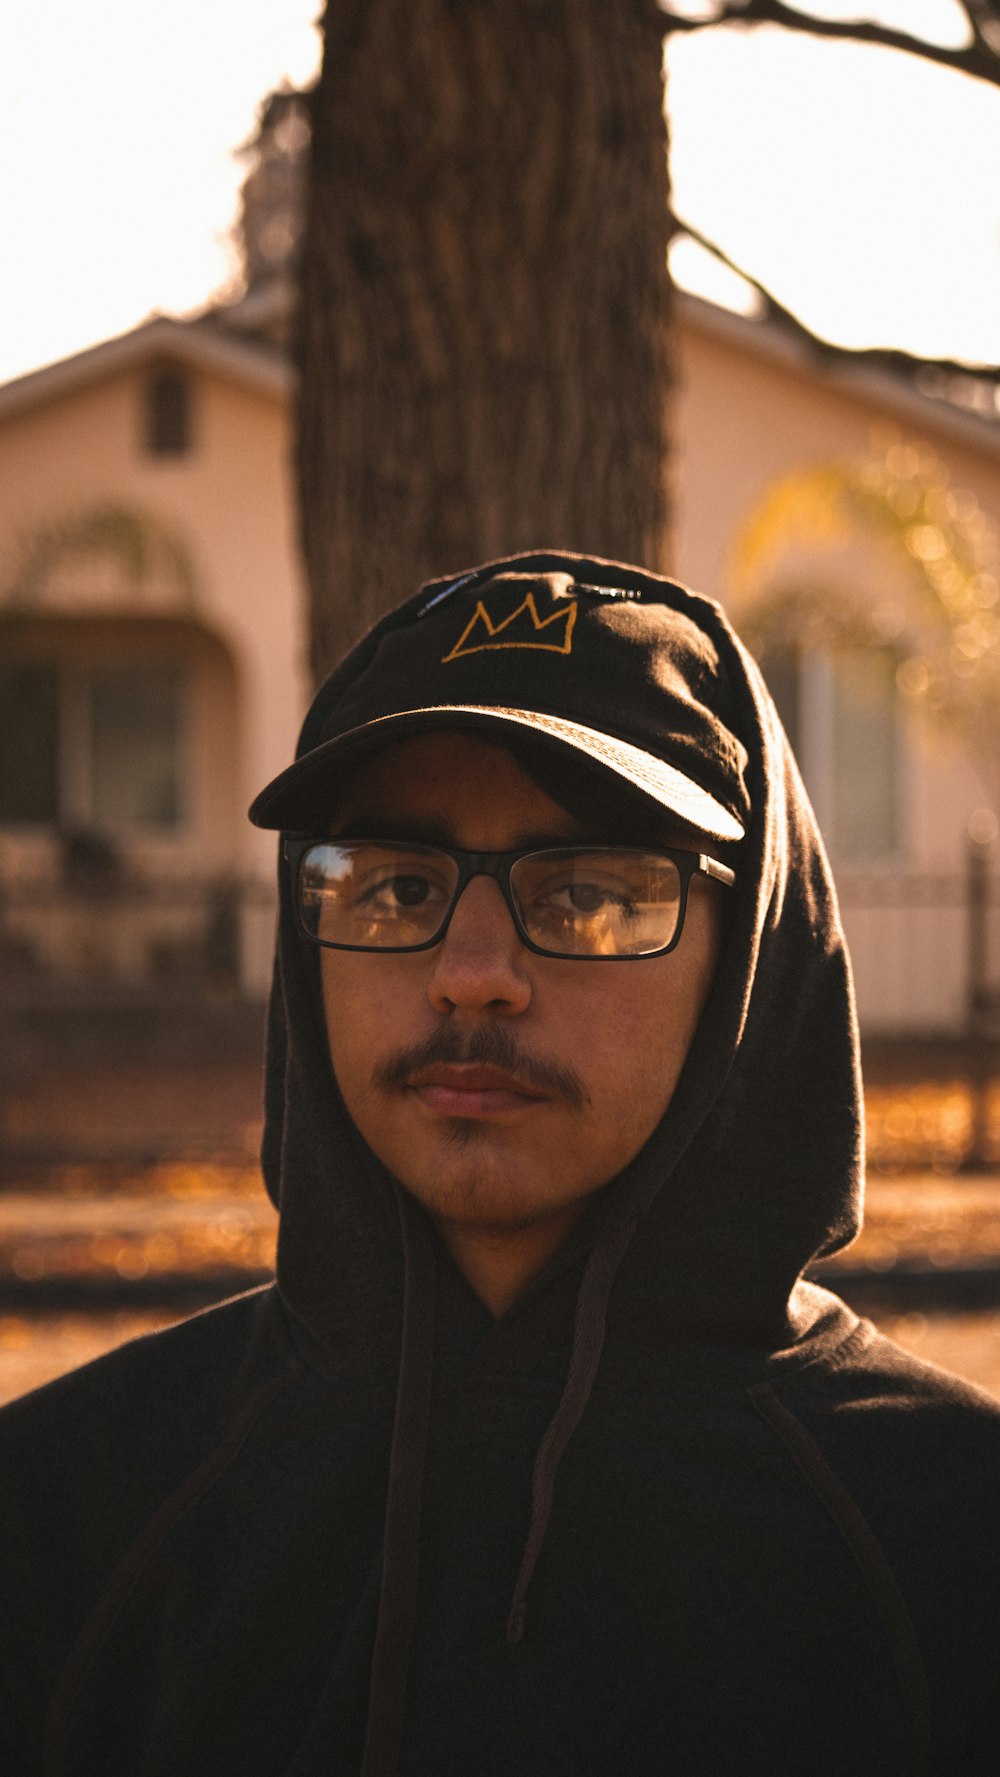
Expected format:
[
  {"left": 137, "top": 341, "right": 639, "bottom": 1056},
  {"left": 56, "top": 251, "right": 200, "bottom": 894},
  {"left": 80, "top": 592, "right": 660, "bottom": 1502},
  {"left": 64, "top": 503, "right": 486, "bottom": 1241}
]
[{"left": 372, "top": 1023, "right": 590, "bottom": 1111}]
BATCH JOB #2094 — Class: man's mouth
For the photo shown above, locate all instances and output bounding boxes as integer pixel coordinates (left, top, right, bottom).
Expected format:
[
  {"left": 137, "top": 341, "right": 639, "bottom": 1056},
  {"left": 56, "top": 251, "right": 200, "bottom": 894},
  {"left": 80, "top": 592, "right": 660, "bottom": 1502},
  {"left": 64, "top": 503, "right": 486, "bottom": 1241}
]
[{"left": 406, "top": 1063, "right": 552, "bottom": 1118}]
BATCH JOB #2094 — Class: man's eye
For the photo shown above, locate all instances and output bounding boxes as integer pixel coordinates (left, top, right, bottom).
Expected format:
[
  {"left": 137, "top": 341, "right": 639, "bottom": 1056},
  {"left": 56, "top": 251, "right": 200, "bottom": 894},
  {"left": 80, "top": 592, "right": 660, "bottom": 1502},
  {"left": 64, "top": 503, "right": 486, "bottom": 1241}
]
[
  {"left": 544, "top": 878, "right": 635, "bottom": 919},
  {"left": 360, "top": 872, "right": 441, "bottom": 911}
]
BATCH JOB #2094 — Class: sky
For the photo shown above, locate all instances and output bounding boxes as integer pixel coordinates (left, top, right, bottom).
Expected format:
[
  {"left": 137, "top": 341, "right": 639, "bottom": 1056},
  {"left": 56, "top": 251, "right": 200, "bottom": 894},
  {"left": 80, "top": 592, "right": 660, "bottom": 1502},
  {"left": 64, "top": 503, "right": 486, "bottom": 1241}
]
[{"left": 2, "top": 0, "right": 999, "bottom": 387}]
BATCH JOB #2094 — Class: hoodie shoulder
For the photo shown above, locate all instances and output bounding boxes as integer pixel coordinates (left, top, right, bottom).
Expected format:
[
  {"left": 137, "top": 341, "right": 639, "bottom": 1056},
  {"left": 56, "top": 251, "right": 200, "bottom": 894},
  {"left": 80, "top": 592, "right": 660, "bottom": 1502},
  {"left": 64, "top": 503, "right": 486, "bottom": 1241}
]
[
  {"left": 0, "top": 1283, "right": 291, "bottom": 1455},
  {"left": 757, "top": 1319, "right": 1000, "bottom": 1734},
  {"left": 805, "top": 1315, "right": 1000, "bottom": 1419},
  {"left": 0, "top": 1288, "right": 299, "bottom": 1771},
  {"left": 0, "top": 1289, "right": 296, "bottom": 1638},
  {"left": 771, "top": 1313, "right": 1000, "bottom": 1485}
]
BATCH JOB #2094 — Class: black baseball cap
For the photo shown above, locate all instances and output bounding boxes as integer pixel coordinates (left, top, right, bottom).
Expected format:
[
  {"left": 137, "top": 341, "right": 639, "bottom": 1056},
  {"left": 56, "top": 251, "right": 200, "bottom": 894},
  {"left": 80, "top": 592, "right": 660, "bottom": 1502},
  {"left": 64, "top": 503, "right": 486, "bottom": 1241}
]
[{"left": 249, "top": 554, "right": 751, "bottom": 844}]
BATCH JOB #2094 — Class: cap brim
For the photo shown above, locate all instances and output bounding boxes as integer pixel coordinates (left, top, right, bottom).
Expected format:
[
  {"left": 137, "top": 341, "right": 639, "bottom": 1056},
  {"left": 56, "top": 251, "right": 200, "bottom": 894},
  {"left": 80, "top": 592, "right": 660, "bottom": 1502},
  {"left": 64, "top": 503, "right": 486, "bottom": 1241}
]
[{"left": 249, "top": 704, "right": 746, "bottom": 844}]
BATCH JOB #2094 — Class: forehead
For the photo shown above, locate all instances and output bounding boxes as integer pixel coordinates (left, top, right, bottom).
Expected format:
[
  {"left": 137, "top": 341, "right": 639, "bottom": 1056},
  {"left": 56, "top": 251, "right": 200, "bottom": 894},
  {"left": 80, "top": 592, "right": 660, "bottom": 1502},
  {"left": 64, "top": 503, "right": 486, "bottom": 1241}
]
[
  {"left": 331, "top": 732, "right": 582, "bottom": 849},
  {"left": 329, "top": 729, "right": 702, "bottom": 851}
]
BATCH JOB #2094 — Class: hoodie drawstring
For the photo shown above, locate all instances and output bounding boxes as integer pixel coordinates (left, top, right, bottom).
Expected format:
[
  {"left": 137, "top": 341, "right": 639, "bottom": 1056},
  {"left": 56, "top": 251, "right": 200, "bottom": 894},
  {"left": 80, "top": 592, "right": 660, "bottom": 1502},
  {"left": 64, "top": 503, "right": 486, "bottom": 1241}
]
[
  {"left": 361, "top": 1194, "right": 436, "bottom": 1777},
  {"left": 361, "top": 1211, "right": 636, "bottom": 1774},
  {"left": 506, "top": 1219, "right": 637, "bottom": 1643}
]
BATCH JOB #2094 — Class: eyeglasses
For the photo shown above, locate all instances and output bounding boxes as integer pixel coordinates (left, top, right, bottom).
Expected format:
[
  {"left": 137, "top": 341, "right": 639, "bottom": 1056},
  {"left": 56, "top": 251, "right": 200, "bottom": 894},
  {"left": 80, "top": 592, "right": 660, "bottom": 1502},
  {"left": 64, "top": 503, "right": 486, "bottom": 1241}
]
[{"left": 285, "top": 836, "right": 736, "bottom": 961}]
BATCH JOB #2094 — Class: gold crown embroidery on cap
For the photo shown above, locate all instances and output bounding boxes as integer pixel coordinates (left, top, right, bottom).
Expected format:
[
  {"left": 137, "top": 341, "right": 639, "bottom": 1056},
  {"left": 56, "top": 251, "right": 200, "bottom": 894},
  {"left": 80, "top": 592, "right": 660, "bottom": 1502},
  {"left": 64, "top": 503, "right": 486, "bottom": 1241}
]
[{"left": 442, "top": 593, "right": 577, "bottom": 663}]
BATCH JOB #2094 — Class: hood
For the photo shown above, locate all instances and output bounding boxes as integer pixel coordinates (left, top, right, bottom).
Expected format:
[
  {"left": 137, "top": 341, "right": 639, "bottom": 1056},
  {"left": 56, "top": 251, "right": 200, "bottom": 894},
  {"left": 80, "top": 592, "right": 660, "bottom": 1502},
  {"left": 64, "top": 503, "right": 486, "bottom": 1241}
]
[{"left": 260, "top": 550, "right": 862, "bottom": 1368}]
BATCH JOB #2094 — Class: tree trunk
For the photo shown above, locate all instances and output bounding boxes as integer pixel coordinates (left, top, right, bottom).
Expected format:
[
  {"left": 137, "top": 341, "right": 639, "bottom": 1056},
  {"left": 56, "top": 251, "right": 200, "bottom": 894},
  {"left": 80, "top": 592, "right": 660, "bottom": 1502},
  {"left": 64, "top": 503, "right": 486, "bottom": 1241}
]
[{"left": 296, "top": 0, "right": 674, "bottom": 679}]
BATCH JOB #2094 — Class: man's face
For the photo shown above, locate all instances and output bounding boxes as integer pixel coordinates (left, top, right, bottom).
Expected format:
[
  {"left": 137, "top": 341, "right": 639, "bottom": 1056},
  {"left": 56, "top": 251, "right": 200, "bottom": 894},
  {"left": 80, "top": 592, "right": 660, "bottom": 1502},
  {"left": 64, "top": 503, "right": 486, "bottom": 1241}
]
[{"left": 320, "top": 732, "right": 721, "bottom": 1255}]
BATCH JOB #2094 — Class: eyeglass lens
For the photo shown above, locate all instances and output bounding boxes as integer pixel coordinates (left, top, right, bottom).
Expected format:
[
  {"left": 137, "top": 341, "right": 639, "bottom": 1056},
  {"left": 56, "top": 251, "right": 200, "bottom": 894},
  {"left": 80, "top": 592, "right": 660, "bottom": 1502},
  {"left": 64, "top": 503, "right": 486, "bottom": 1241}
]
[{"left": 299, "top": 842, "right": 684, "bottom": 957}]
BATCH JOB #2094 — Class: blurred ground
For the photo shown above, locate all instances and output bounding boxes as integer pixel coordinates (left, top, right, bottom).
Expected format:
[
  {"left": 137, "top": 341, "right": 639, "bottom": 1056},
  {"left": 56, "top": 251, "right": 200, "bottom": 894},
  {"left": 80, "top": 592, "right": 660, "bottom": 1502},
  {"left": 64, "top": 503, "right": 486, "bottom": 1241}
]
[
  {"left": 865, "top": 1075, "right": 1000, "bottom": 1174},
  {"left": 2, "top": 1042, "right": 1000, "bottom": 1406},
  {"left": 1, "top": 1057, "right": 263, "bottom": 1165}
]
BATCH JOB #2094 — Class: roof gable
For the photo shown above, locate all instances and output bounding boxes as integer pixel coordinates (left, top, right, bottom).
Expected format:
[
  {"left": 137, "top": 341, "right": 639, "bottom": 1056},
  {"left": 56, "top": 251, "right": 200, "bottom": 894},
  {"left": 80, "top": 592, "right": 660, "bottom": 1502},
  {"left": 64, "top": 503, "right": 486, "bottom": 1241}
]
[
  {"left": 4, "top": 291, "right": 999, "bottom": 466},
  {"left": 0, "top": 315, "right": 291, "bottom": 425},
  {"left": 677, "top": 291, "right": 1000, "bottom": 464}
]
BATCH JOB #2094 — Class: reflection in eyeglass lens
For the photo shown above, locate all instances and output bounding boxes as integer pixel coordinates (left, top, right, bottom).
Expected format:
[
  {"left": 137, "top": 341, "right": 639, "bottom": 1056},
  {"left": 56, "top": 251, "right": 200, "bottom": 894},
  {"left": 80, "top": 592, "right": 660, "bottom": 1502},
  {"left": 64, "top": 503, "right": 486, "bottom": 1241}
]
[
  {"left": 512, "top": 851, "right": 681, "bottom": 956},
  {"left": 303, "top": 844, "right": 458, "bottom": 947}
]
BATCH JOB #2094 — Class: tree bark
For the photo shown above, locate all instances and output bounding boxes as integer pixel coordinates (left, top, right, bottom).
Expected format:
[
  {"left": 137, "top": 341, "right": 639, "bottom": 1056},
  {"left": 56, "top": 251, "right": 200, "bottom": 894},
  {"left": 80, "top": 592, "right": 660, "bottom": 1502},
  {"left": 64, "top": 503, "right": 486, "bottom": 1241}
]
[{"left": 296, "top": 0, "right": 673, "bottom": 679}]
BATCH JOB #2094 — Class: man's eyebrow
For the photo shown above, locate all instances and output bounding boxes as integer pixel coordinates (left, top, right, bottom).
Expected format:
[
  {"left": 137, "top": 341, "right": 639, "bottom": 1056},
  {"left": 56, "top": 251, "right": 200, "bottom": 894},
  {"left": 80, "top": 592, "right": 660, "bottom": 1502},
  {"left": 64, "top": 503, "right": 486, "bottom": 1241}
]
[
  {"left": 332, "top": 812, "right": 458, "bottom": 846},
  {"left": 332, "top": 810, "right": 606, "bottom": 850}
]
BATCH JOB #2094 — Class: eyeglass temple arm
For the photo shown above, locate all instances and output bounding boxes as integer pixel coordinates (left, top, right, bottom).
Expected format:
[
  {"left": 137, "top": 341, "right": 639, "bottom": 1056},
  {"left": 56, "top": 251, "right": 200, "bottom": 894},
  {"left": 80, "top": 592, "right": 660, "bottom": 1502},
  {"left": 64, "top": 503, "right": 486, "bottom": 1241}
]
[{"left": 699, "top": 855, "right": 737, "bottom": 889}]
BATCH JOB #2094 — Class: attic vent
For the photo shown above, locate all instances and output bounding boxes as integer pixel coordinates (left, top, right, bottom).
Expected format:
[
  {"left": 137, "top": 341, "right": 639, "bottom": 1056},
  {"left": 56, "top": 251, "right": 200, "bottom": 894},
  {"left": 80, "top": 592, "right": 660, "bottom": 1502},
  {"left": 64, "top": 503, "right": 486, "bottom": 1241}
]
[{"left": 144, "top": 367, "right": 192, "bottom": 456}]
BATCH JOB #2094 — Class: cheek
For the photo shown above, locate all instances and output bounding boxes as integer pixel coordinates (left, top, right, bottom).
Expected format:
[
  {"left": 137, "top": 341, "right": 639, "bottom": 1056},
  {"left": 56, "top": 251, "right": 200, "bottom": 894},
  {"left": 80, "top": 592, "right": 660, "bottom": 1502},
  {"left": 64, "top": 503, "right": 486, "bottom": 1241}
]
[
  {"left": 321, "top": 957, "right": 376, "bottom": 1096},
  {"left": 581, "top": 992, "right": 685, "bottom": 1131},
  {"left": 320, "top": 954, "right": 427, "bottom": 1094},
  {"left": 581, "top": 940, "right": 719, "bottom": 1142}
]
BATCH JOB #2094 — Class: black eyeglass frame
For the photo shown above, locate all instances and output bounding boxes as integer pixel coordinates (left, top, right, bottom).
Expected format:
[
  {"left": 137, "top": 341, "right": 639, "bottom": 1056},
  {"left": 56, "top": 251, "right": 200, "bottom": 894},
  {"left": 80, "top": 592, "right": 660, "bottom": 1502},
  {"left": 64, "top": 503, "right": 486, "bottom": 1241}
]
[{"left": 284, "top": 835, "right": 737, "bottom": 962}]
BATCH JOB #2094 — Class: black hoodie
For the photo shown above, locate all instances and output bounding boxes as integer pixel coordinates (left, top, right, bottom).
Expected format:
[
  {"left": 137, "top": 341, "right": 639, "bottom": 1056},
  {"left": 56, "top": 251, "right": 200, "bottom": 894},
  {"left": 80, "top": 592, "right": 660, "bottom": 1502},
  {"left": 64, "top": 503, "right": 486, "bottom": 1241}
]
[{"left": 2, "top": 554, "right": 999, "bottom": 1777}]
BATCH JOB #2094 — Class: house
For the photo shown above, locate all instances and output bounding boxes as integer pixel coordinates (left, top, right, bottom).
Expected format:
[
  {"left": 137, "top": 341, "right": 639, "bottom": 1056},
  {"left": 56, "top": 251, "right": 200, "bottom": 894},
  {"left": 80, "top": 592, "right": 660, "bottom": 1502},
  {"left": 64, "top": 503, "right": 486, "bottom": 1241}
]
[
  {"left": 0, "top": 308, "right": 304, "bottom": 999},
  {"left": 0, "top": 245, "right": 998, "bottom": 1028}
]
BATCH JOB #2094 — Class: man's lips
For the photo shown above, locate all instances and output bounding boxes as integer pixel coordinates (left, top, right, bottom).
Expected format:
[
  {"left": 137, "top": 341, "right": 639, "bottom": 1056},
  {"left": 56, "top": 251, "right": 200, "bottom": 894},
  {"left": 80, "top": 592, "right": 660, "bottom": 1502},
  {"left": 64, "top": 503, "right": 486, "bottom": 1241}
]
[{"left": 406, "top": 1063, "right": 551, "bottom": 1117}]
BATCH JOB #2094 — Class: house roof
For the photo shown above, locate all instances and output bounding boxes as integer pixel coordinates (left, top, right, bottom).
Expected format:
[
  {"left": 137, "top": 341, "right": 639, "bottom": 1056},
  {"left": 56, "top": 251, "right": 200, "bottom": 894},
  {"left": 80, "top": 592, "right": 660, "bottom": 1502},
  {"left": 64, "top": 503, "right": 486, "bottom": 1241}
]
[
  {"left": 677, "top": 290, "right": 1000, "bottom": 463},
  {"left": 2, "top": 286, "right": 998, "bottom": 465},
  {"left": 0, "top": 312, "right": 292, "bottom": 424}
]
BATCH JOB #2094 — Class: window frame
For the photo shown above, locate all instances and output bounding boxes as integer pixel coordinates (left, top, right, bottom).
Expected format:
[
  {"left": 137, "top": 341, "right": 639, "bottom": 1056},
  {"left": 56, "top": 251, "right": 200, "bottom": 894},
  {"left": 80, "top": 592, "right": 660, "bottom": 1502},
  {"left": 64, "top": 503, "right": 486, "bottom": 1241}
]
[
  {"left": 0, "top": 654, "right": 189, "bottom": 834},
  {"left": 762, "top": 641, "right": 907, "bottom": 867}
]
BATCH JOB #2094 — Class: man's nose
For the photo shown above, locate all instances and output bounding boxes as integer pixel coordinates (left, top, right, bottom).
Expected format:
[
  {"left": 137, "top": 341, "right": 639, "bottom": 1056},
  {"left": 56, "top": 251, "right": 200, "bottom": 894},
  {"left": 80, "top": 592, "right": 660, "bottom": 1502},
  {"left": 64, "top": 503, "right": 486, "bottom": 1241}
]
[{"left": 426, "top": 874, "right": 532, "bottom": 1016}]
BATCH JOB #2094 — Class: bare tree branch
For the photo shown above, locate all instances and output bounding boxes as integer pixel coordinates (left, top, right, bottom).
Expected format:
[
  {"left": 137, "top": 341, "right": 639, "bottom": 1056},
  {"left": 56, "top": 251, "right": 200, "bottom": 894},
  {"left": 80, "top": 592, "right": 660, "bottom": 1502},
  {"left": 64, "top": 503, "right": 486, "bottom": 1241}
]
[
  {"left": 673, "top": 211, "right": 1000, "bottom": 389},
  {"left": 965, "top": 1, "right": 1000, "bottom": 60},
  {"left": 661, "top": 1, "right": 1000, "bottom": 89}
]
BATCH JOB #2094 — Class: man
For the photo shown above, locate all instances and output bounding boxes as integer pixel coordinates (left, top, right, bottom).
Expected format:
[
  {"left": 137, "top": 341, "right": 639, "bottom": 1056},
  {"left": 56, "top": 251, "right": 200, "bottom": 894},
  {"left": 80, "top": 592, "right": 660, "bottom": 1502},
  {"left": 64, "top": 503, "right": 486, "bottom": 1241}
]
[{"left": 2, "top": 550, "right": 999, "bottom": 1775}]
